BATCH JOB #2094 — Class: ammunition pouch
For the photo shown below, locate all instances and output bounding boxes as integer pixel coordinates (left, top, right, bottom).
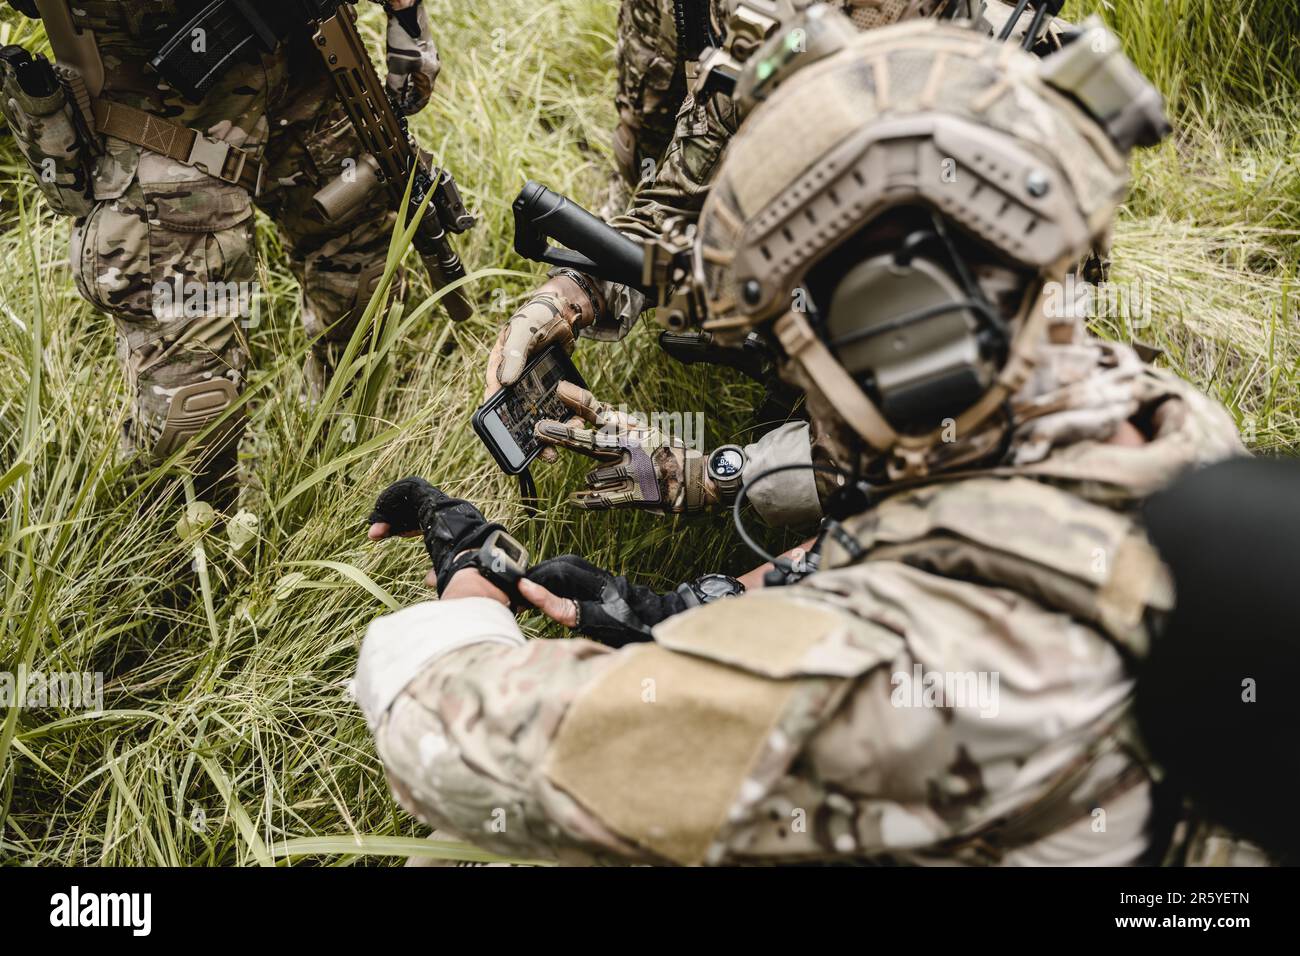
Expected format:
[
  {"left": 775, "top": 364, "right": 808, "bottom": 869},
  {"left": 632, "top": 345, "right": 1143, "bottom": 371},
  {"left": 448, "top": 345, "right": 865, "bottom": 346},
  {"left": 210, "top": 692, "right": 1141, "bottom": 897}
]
[
  {"left": 151, "top": 1, "right": 298, "bottom": 103},
  {"left": 0, "top": 46, "right": 95, "bottom": 217},
  {"left": 313, "top": 153, "right": 383, "bottom": 223}
]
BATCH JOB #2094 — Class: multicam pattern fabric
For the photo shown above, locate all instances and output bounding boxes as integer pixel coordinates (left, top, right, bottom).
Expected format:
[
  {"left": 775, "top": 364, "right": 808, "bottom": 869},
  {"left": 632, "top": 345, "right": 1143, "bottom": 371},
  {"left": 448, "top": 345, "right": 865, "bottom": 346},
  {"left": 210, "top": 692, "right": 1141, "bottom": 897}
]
[
  {"left": 47, "top": 3, "right": 397, "bottom": 490},
  {"left": 612, "top": 0, "right": 698, "bottom": 188},
  {"left": 607, "top": 0, "right": 978, "bottom": 243},
  {"left": 0, "top": 71, "right": 95, "bottom": 216},
  {"left": 360, "top": 343, "right": 1245, "bottom": 865}
]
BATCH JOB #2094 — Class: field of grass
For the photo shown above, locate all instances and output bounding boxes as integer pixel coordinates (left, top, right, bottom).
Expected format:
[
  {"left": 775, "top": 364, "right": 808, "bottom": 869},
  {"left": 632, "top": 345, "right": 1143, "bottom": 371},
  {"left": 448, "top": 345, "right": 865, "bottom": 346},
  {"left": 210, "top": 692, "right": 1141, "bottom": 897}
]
[{"left": 0, "top": 0, "right": 1295, "bottom": 865}]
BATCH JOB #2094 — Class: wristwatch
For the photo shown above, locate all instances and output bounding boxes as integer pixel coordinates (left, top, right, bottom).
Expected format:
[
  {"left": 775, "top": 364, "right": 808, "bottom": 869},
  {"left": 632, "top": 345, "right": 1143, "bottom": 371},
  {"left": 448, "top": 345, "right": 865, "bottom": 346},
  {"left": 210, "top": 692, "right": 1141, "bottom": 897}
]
[
  {"left": 461, "top": 528, "right": 530, "bottom": 606},
  {"left": 706, "top": 444, "right": 747, "bottom": 501},
  {"left": 676, "top": 573, "right": 746, "bottom": 609}
]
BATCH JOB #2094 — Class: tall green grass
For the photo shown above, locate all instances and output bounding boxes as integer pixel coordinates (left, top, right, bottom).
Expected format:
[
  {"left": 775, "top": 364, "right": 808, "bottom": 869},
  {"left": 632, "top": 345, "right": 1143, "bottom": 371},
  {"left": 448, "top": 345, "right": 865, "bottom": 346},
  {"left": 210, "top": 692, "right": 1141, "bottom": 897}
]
[{"left": 0, "top": 0, "right": 1295, "bottom": 865}]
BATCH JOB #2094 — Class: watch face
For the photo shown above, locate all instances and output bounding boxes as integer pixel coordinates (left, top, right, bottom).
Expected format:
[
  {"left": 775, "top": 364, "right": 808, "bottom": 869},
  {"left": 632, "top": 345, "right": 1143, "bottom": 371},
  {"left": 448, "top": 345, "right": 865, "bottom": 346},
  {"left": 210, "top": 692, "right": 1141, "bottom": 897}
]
[
  {"left": 710, "top": 447, "right": 744, "bottom": 479},
  {"left": 695, "top": 574, "right": 744, "bottom": 601}
]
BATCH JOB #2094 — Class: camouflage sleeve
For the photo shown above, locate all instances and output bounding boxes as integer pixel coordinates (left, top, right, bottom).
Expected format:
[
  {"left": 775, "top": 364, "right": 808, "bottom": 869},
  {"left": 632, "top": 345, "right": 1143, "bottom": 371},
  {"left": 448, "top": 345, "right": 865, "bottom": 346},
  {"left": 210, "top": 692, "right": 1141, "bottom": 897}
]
[
  {"left": 606, "top": 87, "right": 740, "bottom": 242},
  {"left": 356, "top": 598, "right": 647, "bottom": 862},
  {"left": 358, "top": 559, "right": 1152, "bottom": 865}
]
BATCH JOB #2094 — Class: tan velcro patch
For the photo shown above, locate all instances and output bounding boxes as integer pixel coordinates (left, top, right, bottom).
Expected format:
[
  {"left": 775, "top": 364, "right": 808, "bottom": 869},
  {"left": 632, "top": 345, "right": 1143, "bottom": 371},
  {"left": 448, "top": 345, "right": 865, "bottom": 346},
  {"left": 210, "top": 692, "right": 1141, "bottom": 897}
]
[
  {"left": 544, "top": 643, "right": 800, "bottom": 865},
  {"left": 654, "top": 589, "right": 900, "bottom": 678}
]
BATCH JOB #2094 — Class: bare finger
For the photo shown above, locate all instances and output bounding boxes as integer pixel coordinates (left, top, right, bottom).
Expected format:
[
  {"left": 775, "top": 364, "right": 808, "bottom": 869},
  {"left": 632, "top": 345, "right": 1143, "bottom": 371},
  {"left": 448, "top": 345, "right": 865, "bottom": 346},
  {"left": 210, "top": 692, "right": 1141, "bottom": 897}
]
[{"left": 517, "top": 579, "right": 578, "bottom": 627}]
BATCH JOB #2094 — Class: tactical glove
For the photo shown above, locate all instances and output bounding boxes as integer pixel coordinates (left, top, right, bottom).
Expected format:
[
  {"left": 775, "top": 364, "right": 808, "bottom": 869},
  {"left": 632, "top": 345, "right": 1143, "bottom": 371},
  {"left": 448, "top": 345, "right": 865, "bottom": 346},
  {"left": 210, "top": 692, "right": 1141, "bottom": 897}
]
[
  {"left": 534, "top": 384, "right": 720, "bottom": 512},
  {"left": 383, "top": 1, "right": 441, "bottom": 115},
  {"left": 367, "top": 477, "right": 511, "bottom": 598},
  {"left": 484, "top": 272, "right": 606, "bottom": 400},
  {"left": 526, "top": 556, "right": 745, "bottom": 646},
  {"left": 525, "top": 555, "right": 687, "bottom": 647}
]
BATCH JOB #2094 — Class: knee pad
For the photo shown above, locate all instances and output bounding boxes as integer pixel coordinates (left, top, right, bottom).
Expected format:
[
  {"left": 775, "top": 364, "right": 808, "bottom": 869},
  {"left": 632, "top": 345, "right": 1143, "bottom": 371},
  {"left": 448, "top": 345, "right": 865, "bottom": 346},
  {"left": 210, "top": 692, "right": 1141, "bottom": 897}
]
[{"left": 153, "top": 379, "right": 242, "bottom": 461}]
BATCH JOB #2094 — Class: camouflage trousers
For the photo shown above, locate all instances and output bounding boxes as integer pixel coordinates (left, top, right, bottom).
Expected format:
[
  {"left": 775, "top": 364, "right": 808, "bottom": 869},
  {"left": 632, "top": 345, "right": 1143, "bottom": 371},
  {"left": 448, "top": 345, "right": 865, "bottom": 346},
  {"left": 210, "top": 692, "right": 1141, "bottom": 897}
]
[
  {"left": 68, "top": 38, "right": 395, "bottom": 501},
  {"left": 613, "top": 0, "right": 689, "bottom": 189}
]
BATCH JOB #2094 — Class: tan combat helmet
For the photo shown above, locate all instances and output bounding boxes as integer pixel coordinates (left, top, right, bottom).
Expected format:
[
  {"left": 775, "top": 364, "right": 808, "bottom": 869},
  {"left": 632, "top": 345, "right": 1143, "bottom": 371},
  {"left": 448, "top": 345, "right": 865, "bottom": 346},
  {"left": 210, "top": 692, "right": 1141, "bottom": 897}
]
[
  {"left": 698, "top": 1, "right": 977, "bottom": 107},
  {"left": 672, "top": 8, "right": 1169, "bottom": 480}
]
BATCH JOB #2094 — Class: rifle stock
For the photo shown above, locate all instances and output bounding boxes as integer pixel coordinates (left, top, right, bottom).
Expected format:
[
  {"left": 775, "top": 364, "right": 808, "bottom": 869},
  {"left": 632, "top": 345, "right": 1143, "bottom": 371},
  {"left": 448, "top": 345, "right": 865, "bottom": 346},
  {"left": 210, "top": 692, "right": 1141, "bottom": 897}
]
[{"left": 512, "top": 181, "right": 655, "bottom": 296}]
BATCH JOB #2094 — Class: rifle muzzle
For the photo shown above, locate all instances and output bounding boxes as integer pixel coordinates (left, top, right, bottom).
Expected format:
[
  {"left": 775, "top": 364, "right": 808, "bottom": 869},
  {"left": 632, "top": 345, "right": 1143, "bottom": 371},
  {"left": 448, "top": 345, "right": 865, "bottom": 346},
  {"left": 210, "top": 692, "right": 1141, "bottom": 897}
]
[{"left": 421, "top": 251, "right": 474, "bottom": 323}]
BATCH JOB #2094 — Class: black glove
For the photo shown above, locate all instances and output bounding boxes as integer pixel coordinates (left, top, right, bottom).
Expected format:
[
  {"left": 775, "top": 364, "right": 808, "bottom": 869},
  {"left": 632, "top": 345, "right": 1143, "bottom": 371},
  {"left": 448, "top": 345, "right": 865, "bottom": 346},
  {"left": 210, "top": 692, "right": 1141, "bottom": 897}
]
[
  {"left": 524, "top": 555, "right": 690, "bottom": 648},
  {"left": 367, "top": 477, "right": 505, "bottom": 596}
]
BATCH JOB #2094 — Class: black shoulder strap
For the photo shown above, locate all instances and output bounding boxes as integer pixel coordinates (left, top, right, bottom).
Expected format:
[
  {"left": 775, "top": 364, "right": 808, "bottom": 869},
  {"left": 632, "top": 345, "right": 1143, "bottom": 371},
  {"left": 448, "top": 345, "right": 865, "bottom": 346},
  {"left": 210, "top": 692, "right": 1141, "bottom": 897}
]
[
  {"left": 6, "top": 0, "right": 41, "bottom": 19},
  {"left": 673, "top": 0, "right": 714, "bottom": 65}
]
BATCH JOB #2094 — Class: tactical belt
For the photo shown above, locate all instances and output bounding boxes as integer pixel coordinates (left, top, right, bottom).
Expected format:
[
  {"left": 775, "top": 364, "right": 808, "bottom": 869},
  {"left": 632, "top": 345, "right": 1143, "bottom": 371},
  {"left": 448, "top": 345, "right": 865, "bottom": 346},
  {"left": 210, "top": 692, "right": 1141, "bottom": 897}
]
[{"left": 91, "top": 98, "right": 263, "bottom": 194}]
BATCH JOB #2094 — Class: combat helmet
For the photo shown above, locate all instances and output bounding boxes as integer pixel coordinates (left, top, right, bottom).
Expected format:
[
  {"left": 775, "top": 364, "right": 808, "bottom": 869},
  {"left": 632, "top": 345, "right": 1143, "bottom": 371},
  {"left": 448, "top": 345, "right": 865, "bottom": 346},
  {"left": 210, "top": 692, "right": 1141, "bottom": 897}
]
[{"left": 663, "top": 7, "right": 1170, "bottom": 480}]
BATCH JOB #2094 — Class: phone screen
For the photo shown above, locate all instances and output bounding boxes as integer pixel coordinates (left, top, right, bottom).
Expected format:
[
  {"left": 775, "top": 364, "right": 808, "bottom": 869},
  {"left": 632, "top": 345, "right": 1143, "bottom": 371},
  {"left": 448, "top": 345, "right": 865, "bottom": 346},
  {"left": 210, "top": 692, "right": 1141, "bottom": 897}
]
[{"left": 474, "top": 347, "right": 582, "bottom": 473}]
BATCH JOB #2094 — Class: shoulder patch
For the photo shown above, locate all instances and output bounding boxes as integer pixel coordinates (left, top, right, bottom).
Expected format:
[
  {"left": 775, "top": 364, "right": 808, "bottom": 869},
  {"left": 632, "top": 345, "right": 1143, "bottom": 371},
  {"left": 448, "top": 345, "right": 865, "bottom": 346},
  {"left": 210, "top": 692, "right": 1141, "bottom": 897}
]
[{"left": 544, "top": 642, "right": 801, "bottom": 865}]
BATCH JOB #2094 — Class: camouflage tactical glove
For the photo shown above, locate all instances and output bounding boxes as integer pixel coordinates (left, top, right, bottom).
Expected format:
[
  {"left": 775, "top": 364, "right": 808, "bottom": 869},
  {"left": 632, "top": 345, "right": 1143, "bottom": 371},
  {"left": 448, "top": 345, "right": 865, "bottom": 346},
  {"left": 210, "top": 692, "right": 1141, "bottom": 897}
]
[
  {"left": 484, "top": 272, "right": 606, "bottom": 400},
  {"left": 382, "top": 0, "right": 441, "bottom": 115},
  {"left": 367, "top": 477, "right": 508, "bottom": 596},
  {"left": 534, "top": 383, "right": 720, "bottom": 513}
]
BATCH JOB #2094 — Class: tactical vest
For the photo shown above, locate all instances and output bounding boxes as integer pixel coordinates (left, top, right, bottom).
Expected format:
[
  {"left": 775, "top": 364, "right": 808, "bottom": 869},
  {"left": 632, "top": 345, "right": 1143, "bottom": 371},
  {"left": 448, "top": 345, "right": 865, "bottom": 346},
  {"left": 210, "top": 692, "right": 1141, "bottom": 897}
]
[{"left": 810, "top": 470, "right": 1268, "bottom": 865}]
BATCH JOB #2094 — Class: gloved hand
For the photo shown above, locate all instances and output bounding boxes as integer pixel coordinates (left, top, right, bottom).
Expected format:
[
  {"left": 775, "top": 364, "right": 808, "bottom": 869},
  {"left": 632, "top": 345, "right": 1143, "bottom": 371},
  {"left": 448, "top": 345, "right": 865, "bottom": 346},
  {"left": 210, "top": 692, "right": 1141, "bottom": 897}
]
[
  {"left": 534, "top": 383, "right": 720, "bottom": 512},
  {"left": 484, "top": 272, "right": 605, "bottom": 401},
  {"left": 367, "top": 477, "right": 503, "bottom": 596},
  {"left": 383, "top": 0, "right": 440, "bottom": 115},
  {"left": 522, "top": 555, "right": 688, "bottom": 647}
]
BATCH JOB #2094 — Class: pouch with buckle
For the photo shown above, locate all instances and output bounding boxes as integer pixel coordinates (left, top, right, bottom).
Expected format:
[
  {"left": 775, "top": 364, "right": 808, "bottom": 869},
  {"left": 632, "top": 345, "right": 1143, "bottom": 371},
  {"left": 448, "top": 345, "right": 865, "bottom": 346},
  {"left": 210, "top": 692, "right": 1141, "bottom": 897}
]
[{"left": 0, "top": 45, "right": 95, "bottom": 217}]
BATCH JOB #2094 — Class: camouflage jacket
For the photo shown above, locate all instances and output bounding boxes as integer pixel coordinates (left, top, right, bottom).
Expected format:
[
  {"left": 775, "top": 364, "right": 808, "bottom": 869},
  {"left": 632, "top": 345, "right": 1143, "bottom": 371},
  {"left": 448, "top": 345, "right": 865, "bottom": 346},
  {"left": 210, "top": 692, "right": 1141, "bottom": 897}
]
[
  {"left": 354, "top": 355, "right": 1246, "bottom": 865},
  {"left": 607, "top": 0, "right": 1056, "bottom": 246}
]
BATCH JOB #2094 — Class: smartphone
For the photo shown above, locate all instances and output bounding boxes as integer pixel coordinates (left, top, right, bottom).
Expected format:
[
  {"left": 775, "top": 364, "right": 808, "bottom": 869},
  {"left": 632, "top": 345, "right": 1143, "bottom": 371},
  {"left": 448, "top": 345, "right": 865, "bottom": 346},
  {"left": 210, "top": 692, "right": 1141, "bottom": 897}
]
[{"left": 472, "top": 345, "right": 587, "bottom": 474}]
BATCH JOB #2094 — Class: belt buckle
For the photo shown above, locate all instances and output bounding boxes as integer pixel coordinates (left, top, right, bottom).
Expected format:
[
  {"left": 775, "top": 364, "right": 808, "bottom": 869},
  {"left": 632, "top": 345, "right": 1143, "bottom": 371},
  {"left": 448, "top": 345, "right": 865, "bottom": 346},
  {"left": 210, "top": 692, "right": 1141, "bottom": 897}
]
[{"left": 188, "top": 135, "right": 250, "bottom": 188}]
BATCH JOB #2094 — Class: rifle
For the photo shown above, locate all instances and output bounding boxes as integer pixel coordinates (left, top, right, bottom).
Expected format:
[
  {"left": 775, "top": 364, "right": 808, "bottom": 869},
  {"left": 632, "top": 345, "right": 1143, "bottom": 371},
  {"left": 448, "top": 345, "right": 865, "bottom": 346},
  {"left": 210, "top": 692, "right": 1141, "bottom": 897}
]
[{"left": 151, "top": 1, "right": 475, "bottom": 321}]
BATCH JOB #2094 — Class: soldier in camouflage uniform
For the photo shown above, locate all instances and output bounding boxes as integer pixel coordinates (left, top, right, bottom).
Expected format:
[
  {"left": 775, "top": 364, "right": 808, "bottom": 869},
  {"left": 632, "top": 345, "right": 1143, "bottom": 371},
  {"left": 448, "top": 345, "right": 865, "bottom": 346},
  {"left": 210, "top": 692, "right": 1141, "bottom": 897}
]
[
  {"left": 493, "top": 2, "right": 982, "bottom": 392},
  {"left": 607, "top": 1, "right": 1056, "bottom": 224},
  {"left": 1, "top": 0, "right": 440, "bottom": 504},
  {"left": 489, "top": 0, "right": 1065, "bottom": 527},
  {"left": 611, "top": 0, "right": 688, "bottom": 198},
  {"left": 356, "top": 18, "right": 1250, "bottom": 865}
]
